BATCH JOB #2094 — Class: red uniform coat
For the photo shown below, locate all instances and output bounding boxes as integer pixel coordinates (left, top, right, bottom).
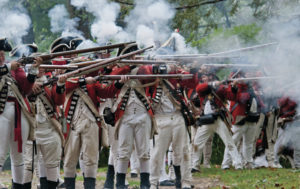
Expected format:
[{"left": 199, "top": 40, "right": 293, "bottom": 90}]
[
  {"left": 278, "top": 96, "right": 297, "bottom": 119},
  {"left": 64, "top": 78, "right": 120, "bottom": 136},
  {"left": 196, "top": 83, "right": 237, "bottom": 109},
  {"left": 229, "top": 83, "right": 264, "bottom": 124},
  {"left": 42, "top": 84, "right": 66, "bottom": 118},
  {"left": 111, "top": 65, "right": 154, "bottom": 122}
]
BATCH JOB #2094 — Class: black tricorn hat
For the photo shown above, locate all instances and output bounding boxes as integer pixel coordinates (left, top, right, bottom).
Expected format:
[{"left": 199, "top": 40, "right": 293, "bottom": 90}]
[
  {"left": 9, "top": 44, "right": 38, "bottom": 58},
  {"left": 0, "top": 38, "right": 12, "bottom": 52},
  {"left": 50, "top": 36, "right": 83, "bottom": 53},
  {"left": 117, "top": 43, "right": 138, "bottom": 56}
]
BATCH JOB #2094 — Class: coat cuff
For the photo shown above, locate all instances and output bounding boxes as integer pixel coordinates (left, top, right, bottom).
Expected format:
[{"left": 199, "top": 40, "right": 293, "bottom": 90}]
[
  {"left": 78, "top": 77, "right": 86, "bottom": 87},
  {"left": 56, "top": 84, "right": 65, "bottom": 94},
  {"left": 231, "top": 85, "right": 238, "bottom": 93},
  {"left": 0, "top": 64, "right": 10, "bottom": 76},
  {"left": 27, "top": 74, "right": 36, "bottom": 83},
  {"left": 114, "top": 81, "right": 124, "bottom": 89}
]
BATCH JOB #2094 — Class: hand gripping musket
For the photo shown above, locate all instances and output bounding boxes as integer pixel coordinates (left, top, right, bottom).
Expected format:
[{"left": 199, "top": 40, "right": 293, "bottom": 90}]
[
  {"left": 70, "top": 59, "right": 177, "bottom": 67},
  {"left": 16, "top": 41, "right": 135, "bottom": 65},
  {"left": 94, "top": 74, "right": 194, "bottom": 81},
  {"left": 42, "top": 46, "right": 153, "bottom": 87}
]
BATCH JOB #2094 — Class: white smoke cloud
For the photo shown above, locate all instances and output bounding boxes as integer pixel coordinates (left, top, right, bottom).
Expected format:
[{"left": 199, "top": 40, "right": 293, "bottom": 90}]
[
  {"left": 48, "top": 4, "right": 82, "bottom": 37},
  {"left": 0, "top": 1, "right": 31, "bottom": 45},
  {"left": 76, "top": 39, "right": 97, "bottom": 50},
  {"left": 136, "top": 25, "right": 155, "bottom": 48},
  {"left": 122, "top": 0, "right": 175, "bottom": 48},
  {"left": 71, "top": 0, "right": 122, "bottom": 43}
]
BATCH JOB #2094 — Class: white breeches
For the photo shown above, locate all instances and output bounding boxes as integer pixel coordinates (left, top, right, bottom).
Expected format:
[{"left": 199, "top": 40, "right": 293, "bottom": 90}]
[
  {"left": 192, "top": 117, "right": 242, "bottom": 168},
  {"left": 0, "top": 102, "right": 30, "bottom": 184},
  {"left": 222, "top": 121, "right": 257, "bottom": 166},
  {"left": 116, "top": 112, "right": 151, "bottom": 174},
  {"left": 150, "top": 113, "right": 191, "bottom": 186},
  {"left": 64, "top": 120, "right": 99, "bottom": 178}
]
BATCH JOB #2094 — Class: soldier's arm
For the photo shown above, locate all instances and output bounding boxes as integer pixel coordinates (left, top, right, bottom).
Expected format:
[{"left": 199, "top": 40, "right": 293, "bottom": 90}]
[{"left": 52, "top": 76, "right": 66, "bottom": 106}]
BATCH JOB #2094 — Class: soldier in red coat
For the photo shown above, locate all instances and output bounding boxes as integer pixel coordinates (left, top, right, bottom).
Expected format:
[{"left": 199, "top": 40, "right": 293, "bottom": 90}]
[
  {"left": 149, "top": 64, "right": 196, "bottom": 189},
  {"left": 0, "top": 39, "right": 41, "bottom": 189},
  {"left": 222, "top": 71, "right": 264, "bottom": 169},
  {"left": 59, "top": 38, "right": 127, "bottom": 189},
  {"left": 193, "top": 77, "right": 243, "bottom": 170},
  {"left": 274, "top": 95, "right": 298, "bottom": 169},
  {"left": 110, "top": 44, "right": 156, "bottom": 189},
  {"left": 190, "top": 72, "right": 214, "bottom": 172},
  {"left": 23, "top": 65, "right": 67, "bottom": 189}
]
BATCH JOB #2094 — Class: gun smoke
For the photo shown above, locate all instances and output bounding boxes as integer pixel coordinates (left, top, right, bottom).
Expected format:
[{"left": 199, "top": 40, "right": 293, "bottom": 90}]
[
  {"left": 0, "top": 0, "right": 31, "bottom": 45},
  {"left": 71, "top": 0, "right": 122, "bottom": 43},
  {"left": 48, "top": 4, "right": 82, "bottom": 37}
]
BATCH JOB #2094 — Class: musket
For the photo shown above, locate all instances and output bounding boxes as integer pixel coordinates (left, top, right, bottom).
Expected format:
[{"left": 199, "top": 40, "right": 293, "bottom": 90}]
[
  {"left": 201, "top": 64, "right": 259, "bottom": 68},
  {"left": 208, "top": 42, "right": 278, "bottom": 56},
  {"left": 70, "top": 59, "right": 176, "bottom": 67},
  {"left": 94, "top": 74, "right": 194, "bottom": 81},
  {"left": 224, "top": 76, "right": 280, "bottom": 83},
  {"left": 136, "top": 55, "right": 241, "bottom": 62},
  {"left": 136, "top": 42, "right": 277, "bottom": 61},
  {"left": 42, "top": 46, "right": 153, "bottom": 87},
  {"left": 17, "top": 41, "right": 135, "bottom": 65},
  {"left": 26, "top": 64, "right": 78, "bottom": 70}
]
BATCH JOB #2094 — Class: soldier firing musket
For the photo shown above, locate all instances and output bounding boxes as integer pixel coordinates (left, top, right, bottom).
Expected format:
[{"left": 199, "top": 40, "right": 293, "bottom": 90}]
[{"left": 16, "top": 41, "right": 135, "bottom": 65}]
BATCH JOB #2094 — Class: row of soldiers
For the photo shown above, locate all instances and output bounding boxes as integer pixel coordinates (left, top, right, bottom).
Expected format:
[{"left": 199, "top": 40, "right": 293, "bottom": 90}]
[{"left": 0, "top": 35, "right": 299, "bottom": 189}]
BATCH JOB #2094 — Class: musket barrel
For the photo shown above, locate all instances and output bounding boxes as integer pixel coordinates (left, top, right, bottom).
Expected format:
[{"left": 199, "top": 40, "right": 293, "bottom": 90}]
[
  {"left": 71, "top": 59, "right": 176, "bottom": 67},
  {"left": 41, "top": 41, "right": 135, "bottom": 60},
  {"left": 25, "top": 64, "right": 78, "bottom": 70},
  {"left": 62, "top": 46, "right": 153, "bottom": 78},
  {"left": 227, "top": 76, "right": 280, "bottom": 82},
  {"left": 96, "top": 74, "right": 193, "bottom": 81},
  {"left": 208, "top": 42, "right": 278, "bottom": 56},
  {"left": 201, "top": 64, "right": 259, "bottom": 67}
]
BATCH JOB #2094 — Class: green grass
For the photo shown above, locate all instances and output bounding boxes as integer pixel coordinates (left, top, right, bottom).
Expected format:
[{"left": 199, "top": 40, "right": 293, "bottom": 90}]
[
  {"left": 35, "top": 167, "right": 300, "bottom": 188},
  {"left": 193, "top": 167, "right": 300, "bottom": 189}
]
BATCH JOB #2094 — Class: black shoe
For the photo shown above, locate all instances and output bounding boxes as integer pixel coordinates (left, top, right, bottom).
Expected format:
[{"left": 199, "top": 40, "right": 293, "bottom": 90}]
[
  {"left": 159, "top": 180, "right": 175, "bottom": 186},
  {"left": 173, "top": 165, "right": 181, "bottom": 189},
  {"left": 191, "top": 168, "right": 200, "bottom": 173},
  {"left": 39, "top": 177, "right": 48, "bottom": 189},
  {"left": 23, "top": 182, "right": 32, "bottom": 189},
  {"left": 116, "top": 173, "right": 126, "bottom": 189},
  {"left": 57, "top": 181, "right": 65, "bottom": 188},
  {"left": 104, "top": 165, "right": 115, "bottom": 189},
  {"left": 47, "top": 180, "right": 59, "bottom": 189},
  {"left": 140, "top": 173, "right": 150, "bottom": 189},
  {"left": 11, "top": 182, "right": 22, "bottom": 189},
  {"left": 131, "top": 173, "right": 138, "bottom": 178},
  {"left": 83, "top": 177, "right": 96, "bottom": 189},
  {"left": 64, "top": 177, "right": 76, "bottom": 189}
]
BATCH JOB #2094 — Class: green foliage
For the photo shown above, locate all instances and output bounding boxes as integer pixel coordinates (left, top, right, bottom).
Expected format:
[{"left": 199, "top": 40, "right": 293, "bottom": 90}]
[
  {"left": 191, "top": 24, "right": 262, "bottom": 52},
  {"left": 24, "top": 0, "right": 64, "bottom": 51},
  {"left": 210, "top": 134, "right": 225, "bottom": 165}
]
